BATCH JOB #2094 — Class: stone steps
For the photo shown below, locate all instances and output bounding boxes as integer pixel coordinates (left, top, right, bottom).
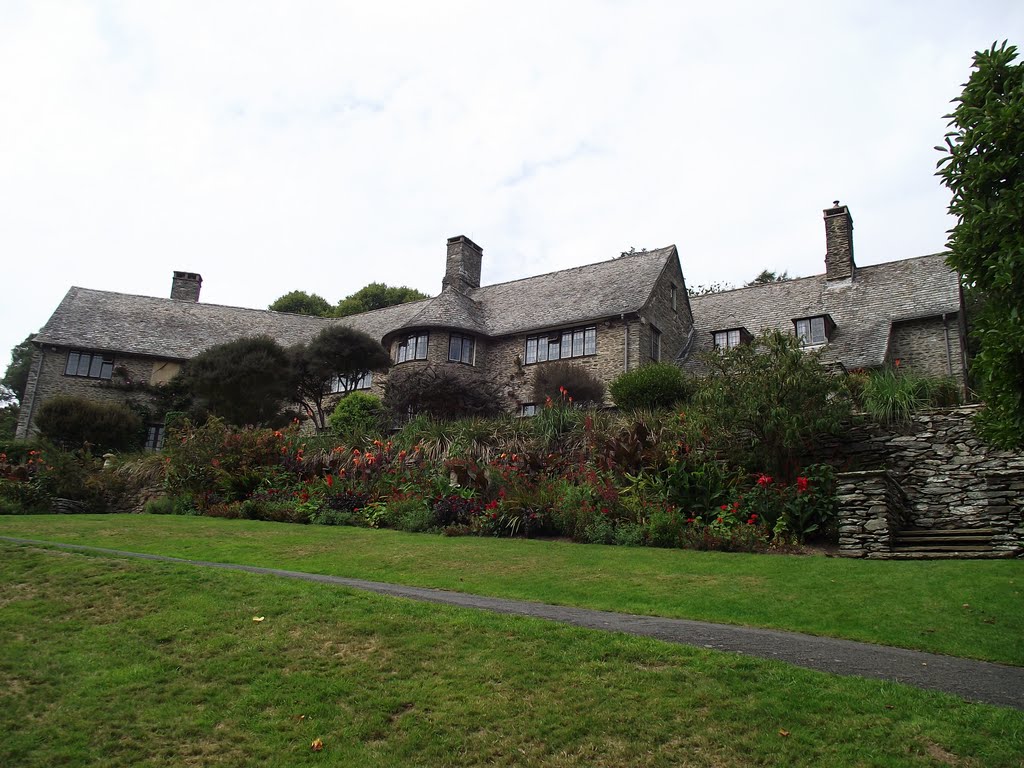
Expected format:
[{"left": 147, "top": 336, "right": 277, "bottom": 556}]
[
  {"left": 893, "top": 527, "right": 1000, "bottom": 559},
  {"left": 884, "top": 550, "right": 1017, "bottom": 560}
]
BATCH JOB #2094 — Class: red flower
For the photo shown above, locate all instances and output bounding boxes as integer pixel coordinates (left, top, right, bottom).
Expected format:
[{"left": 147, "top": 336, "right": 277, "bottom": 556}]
[
  {"left": 720, "top": 504, "right": 729, "bottom": 511},
  {"left": 686, "top": 517, "right": 695, "bottom": 524},
  {"left": 796, "top": 476, "right": 809, "bottom": 492},
  {"left": 325, "top": 474, "right": 333, "bottom": 487},
  {"left": 716, "top": 517, "right": 724, "bottom": 524},
  {"left": 756, "top": 474, "right": 772, "bottom": 487}
]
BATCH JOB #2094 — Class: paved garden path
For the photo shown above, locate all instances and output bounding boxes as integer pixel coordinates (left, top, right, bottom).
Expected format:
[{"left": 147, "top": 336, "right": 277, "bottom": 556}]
[{"left": 4, "top": 535, "right": 1023, "bottom": 711}]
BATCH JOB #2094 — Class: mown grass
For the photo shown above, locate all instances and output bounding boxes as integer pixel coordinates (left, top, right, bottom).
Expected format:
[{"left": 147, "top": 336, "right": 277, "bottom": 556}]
[
  {"left": 1, "top": 514, "right": 1022, "bottom": 665},
  {"left": 2, "top": 542, "right": 1022, "bottom": 767}
]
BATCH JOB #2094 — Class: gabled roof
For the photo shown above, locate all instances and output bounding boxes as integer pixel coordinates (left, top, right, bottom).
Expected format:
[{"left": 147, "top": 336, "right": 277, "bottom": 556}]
[
  {"left": 34, "top": 246, "right": 678, "bottom": 358},
  {"left": 685, "top": 253, "right": 960, "bottom": 370},
  {"left": 473, "top": 246, "right": 677, "bottom": 335}
]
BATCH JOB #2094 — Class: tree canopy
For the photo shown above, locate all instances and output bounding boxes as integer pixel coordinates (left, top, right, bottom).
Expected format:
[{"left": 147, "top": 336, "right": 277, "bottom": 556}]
[
  {"left": 289, "top": 326, "right": 392, "bottom": 430},
  {"left": 335, "top": 283, "right": 428, "bottom": 317},
  {"left": 745, "top": 269, "right": 790, "bottom": 287},
  {"left": 177, "top": 336, "right": 294, "bottom": 427},
  {"left": 2, "top": 334, "right": 36, "bottom": 402},
  {"left": 937, "top": 41, "right": 1024, "bottom": 446},
  {"left": 268, "top": 290, "right": 333, "bottom": 316}
]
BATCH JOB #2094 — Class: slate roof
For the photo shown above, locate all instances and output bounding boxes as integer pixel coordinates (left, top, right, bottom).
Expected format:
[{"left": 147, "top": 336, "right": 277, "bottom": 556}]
[
  {"left": 684, "top": 253, "right": 961, "bottom": 370},
  {"left": 34, "top": 246, "right": 677, "bottom": 358}
]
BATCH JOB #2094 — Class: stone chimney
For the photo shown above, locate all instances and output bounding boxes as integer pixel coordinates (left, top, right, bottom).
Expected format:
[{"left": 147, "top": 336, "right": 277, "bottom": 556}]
[
  {"left": 823, "top": 202, "right": 855, "bottom": 281},
  {"left": 171, "top": 271, "right": 202, "bottom": 302},
  {"left": 443, "top": 235, "right": 483, "bottom": 293}
]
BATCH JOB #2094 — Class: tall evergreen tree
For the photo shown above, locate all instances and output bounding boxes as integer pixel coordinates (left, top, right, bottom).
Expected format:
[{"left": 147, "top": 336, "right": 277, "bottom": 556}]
[{"left": 937, "top": 41, "right": 1024, "bottom": 446}]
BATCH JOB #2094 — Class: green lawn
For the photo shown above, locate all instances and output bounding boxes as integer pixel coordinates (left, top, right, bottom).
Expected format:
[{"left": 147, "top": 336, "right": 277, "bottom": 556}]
[
  {"left": 1, "top": 514, "right": 1022, "bottom": 665},
  {"left": 2, "top": 542, "right": 1022, "bottom": 767}
]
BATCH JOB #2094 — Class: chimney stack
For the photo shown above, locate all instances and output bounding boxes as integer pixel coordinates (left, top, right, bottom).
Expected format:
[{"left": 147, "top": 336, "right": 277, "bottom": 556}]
[
  {"left": 443, "top": 235, "right": 483, "bottom": 293},
  {"left": 823, "top": 202, "right": 855, "bottom": 281},
  {"left": 171, "top": 271, "right": 202, "bottom": 302}
]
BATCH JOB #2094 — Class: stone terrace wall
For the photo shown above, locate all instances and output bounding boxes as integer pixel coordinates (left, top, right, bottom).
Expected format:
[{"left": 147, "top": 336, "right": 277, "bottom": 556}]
[
  {"left": 836, "top": 470, "right": 909, "bottom": 558},
  {"left": 822, "top": 405, "right": 1024, "bottom": 553}
]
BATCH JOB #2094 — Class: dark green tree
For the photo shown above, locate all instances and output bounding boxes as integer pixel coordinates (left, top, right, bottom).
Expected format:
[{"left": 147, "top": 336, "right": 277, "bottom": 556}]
[
  {"left": 937, "top": 41, "right": 1024, "bottom": 446},
  {"left": 2, "top": 334, "right": 36, "bottom": 402},
  {"left": 335, "top": 283, "right": 428, "bottom": 317},
  {"left": 177, "top": 336, "right": 294, "bottom": 427},
  {"left": 268, "top": 290, "right": 333, "bottom": 317},
  {"left": 694, "top": 330, "right": 850, "bottom": 480},
  {"left": 289, "top": 326, "right": 392, "bottom": 430},
  {"left": 745, "top": 269, "right": 790, "bottom": 286}
]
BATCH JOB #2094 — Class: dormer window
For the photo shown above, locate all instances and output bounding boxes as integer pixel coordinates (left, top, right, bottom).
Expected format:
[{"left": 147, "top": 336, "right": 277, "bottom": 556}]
[
  {"left": 794, "top": 315, "right": 835, "bottom": 347},
  {"left": 712, "top": 328, "right": 751, "bottom": 350}
]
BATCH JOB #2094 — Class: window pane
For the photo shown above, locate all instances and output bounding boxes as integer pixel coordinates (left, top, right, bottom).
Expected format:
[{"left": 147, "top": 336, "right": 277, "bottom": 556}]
[
  {"left": 811, "top": 317, "right": 826, "bottom": 344},
  {"left": 561, "top": 332, "right": 572, "bottom": 358},
  {"left": 572, "top": 330, "right": 584, "bottom": 357},
  {"left": 525, "top": 338, "right": 537, "bottom": 364},
  {"left": 416, "top": 334, "right": 428, "bottom": 359},
  {"left": 99, "top": 358, "right": 114, "bottom": 379},
  {"left": 462, "top": 337, "right": 474, "bottom": 364},
  {"left": 65, "top": 352, "right": 79, "bottom": 376},
  {"left": 449, "top": 335, "right": 461, "bottom": 362},
  {"left": 728, "top": 329, "right": 740, "bottom": 348},
  {"left": 543, "top": 338, "right": 554, "bottom": 361},
  {"left": 584, "top": 328, "right": 596, "bottom": 355},
  {"left": 796, "top": 319, "right": 809, "bottom": 344},
  {"left": 77, "top": 354, "right": 92, "bottom": 377}
]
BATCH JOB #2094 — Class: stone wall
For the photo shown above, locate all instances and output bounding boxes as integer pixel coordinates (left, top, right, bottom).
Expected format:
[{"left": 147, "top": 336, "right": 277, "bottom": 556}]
[
  {"left": 17, "top": 345, "right": 170, "bottom": 438},
  {"left": 836, "top": 470, "right": 909, "bottom": 558},
  {"left": 887, "top": 314, "right": 965, "bottom": 388},
  {"left": 824, "top": 405, "right": 1024, "bottom": 554}
]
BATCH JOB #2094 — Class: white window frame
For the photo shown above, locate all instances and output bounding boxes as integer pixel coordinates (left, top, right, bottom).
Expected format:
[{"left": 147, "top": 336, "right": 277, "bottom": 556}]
[
  {"left": 329, "top": 371, "right": 373, "bottom": 394},
  {"left": 795, "top": 316, "right": 829, "bottom": 347},
  {"left": 448, "top": 333, "right": 476, "bottom": 365},
  {"left": 396, "top": 333, "right": 429, "bottom": 363},
  {"left": 524, "top": 326, "right": 597, "bottom": 365}
]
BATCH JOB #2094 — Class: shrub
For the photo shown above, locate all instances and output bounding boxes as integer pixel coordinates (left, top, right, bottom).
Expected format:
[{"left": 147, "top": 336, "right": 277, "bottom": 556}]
[
  {"left": 693, "top": 330, "right": 850, "bottom": 480},
  {"left": 329, "top": 392, "right": 385, "bottom": 441},
  {"left": 384, "top": 363, "right": 503, "bottom": 421},
  {"left": 35, "top": 396, "right": 143, "bottom": 452},
  {"left": 861, "top": 367, "right": 961, "bottom": 425},
  {"left": 143, "top": 497, "right": 176, "bottom": 515},
  {"left": 609, "top": 363, "right": 691, "bottom": 410},
  {"left": 533, "top": 362, "right": 605, "bottom": 406}
]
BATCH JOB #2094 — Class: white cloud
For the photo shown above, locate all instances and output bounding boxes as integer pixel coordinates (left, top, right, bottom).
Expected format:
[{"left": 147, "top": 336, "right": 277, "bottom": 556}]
[{"left": 2, "top": 0, "right": 1022, "bottom": 372}]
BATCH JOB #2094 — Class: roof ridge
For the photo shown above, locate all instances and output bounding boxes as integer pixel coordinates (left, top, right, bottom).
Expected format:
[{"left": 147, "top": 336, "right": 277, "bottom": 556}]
[{"left": 474, "top": 245, "right": 675, "bottom": 294}]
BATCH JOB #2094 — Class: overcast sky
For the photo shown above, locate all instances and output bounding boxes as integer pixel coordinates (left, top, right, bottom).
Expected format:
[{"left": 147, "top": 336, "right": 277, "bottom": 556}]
[{"left": 2, "top": 1, "right": 1022, "bottom": 377}]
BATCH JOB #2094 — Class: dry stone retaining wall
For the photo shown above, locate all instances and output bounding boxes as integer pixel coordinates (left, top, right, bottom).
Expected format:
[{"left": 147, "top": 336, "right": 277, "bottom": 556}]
[{"left": 823, "top": 405, "right": 1023, "bottom": 556}]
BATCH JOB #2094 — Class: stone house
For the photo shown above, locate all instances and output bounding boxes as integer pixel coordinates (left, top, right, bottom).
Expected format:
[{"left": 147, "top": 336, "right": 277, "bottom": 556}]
[
  {"left": 15, "top": 203, "right": 966, "bottom": 445},
  {"left": 684, "top": 203, "right": 966, "bottom": 384}
]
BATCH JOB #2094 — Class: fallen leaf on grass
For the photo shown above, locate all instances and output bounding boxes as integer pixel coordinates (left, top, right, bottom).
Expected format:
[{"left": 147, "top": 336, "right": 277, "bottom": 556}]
[
  {"left": 311, "top": 738, "right": 324, "bottom": 752},
  {"left": 252, "top": 616, "right": 265, "bottom": 623},
  {"left": 779, "top": 730, "right": 790, "bottom": 737}
]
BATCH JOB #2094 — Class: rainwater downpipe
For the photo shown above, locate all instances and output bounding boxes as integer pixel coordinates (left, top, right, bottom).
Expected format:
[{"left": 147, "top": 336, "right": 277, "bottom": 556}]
[
  {"left": 622, "top": 314, "right": 629, "bottom": 372},
  {"left": 942, "top": 313, "right": 953, "bottom": 377}
]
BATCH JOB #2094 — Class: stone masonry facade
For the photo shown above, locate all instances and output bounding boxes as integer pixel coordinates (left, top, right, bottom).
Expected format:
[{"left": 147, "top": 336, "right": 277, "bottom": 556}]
[{"left": 824, "top": 406, "right": 1024, "bottom": 556}]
